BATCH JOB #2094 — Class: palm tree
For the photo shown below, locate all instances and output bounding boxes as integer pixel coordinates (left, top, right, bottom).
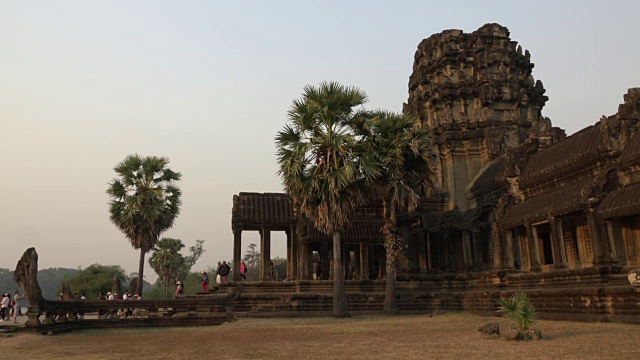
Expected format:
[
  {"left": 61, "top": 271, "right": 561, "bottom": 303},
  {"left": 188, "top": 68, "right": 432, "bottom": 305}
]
[
  {"left": 149, "top": 237, "right": 186, "bottom": 299},
  {"left": 275, "top": 81, "right": 379, "bottom": 317},
  {"left": 367, "top": 111, "right": 438, "bottom": 314},
  {"left": 106, "top": 154, "right": 182, "bottom": 296}
]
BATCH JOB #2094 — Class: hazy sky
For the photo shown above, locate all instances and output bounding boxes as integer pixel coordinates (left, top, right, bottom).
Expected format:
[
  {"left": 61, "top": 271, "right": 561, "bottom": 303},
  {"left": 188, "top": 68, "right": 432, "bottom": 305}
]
[{"left": 1, "top": 1, "right": 639, "bottom": 282}]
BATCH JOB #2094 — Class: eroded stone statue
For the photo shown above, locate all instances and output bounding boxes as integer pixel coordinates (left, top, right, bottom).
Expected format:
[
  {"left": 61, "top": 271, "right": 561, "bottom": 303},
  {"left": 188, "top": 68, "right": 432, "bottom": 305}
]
[{"left": 13, "top": 247, "right": 45, "bottom": 307}]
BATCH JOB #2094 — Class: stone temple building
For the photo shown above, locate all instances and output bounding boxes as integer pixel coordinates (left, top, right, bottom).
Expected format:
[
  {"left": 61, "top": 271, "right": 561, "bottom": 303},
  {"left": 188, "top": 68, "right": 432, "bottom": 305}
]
[{"left": 231, "top": 24, "right": 640, "bottom": 321}]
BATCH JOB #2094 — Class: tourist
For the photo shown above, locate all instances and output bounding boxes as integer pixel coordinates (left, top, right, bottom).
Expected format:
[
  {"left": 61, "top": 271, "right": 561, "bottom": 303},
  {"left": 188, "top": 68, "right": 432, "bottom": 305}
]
[
  {"left": 201, "top": 270, "right": 209, "bottom": 292},
  {"left": 220, "top": 261, "right": 231, "bottom": 283},
  {"left": 107, "top": 292, "right": 115, "bottom": 301},
  {"left": 1, "top": 293, "right": 9, "bottom": 321},
  {"left": 0, "top": 294, "right": 9, "bottom": 321},
  {"left": 240, "top": 261, "right": 247, "bottom": 280},
  {"left": 216, "top": 261, "right": 222, "bottom": 283},
  {"left": 12, "top": 290, "right": 25, "bottom": 324},
  {"left": 59, "top": 293, "right": 64, "bottom": 301},
  {"left": 175, "top": 281, "right": 184, "bottom": 296}
]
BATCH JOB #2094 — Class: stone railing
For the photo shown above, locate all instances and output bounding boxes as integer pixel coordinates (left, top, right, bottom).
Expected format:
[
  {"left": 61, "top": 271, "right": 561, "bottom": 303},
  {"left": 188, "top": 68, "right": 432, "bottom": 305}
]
[
  {"left": 13, "top": 247, "right": 239, "bottom": 333},
  {"left": 24, "top": 295, "right": 236, "bottom": 333}
]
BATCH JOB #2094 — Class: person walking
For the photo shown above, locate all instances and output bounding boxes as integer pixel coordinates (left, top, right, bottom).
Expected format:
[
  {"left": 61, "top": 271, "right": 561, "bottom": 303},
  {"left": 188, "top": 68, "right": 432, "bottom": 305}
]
[
  {"left": 175, "top": 281, "right": 184, "bottom": 296},
  {"left": 201, "top": 270, "right": 209, "bottom": 292},
  {"left": 12, "top": 290, "right": 25, "bottom": 323},
  {"left": 240, "top": 261, "right": 247, "bottom": 280}
]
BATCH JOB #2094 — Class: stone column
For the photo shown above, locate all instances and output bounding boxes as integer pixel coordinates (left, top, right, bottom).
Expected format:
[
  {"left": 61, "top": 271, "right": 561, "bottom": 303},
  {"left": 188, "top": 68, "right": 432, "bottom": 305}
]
[
  {"left": 471, "top": 231, "right": 481, "bottom": 270},
  {"left": 586, "top": 208, "right": 604, "bottom": 264},
  {"left": 605, "top": 221, "right": 620, "bottom": 263},
  {"left": 489, "top": 224, "right": 501, "bottom": 271},
  {"left": 232, "top": 227, "right": 242, "bottom": 281},
  {"left": 299, "top": 242, "right": 311, "bottom": 280},
  {"left": 286, "top": 229, "right": 292, "bottom": 279},
  {"left": 359, "top": 243, "right": 369, "bottom": 280},
  {"left": 550, "top": 217, "right": 568, "bottom": 269},
  {"left": 462, "top": 230, "right": 473, "bottom": 270},
  {"left": 526, "top": 222, "right": 541, "bottom": 271},
  {"left": 260, "top": 228, "right": 271, "bottom": 281},
  {"left": 418, "top": 230, "right": 428, "bottom": 273},
  {"left": 289, "top": 225, "right": 298, "bottom": 280},
  {"left": 500, "top": 229, "right": 515, "bottom": 270},
  {"left": 426, "top": 233, "right": 433, "bottom": 272}
]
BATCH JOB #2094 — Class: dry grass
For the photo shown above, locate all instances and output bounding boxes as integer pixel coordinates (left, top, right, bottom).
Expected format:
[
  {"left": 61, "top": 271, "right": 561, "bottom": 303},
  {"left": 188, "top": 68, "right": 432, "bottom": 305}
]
[{"left": 1, "top": 313, "right": 639, "bottom": 359}]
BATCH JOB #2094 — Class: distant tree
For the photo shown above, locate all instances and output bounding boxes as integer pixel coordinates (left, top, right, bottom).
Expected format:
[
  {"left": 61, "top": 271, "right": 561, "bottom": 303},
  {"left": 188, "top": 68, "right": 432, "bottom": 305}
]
[
  {"left": 178, "top": 239, "right": 206, "bottom": 280},
  {"left": 149, "top": 238, "right": 186, "bottom": 299},
  {"left": 182, "top": 272, "right": 203, "bottom": 295},
  {"left": 275, "top": 81, "right": 379, "bottom": 317},
  {"left": 63, "top": 264, "right": 128, "bottom": 300},
  {"left": 243, "top": 243, "right": 261, "bottom": 281},
  {"left": 106, "top": 154, "right": 182, "bottom": 295},
  {"left": 272, "top": 257, "right": 287, "bottom": 281}
]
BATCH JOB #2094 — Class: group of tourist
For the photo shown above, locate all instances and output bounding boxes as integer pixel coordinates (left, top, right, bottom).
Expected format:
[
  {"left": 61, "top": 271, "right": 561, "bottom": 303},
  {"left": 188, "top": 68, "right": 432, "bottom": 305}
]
[
  {"left": 0, "top": 290, "right": 25, "bottom": 324},
  {"left": 96, "top": 291, "right": 142, "bottom": 318},
  {"left": 197, "top": 260, "right": 250, "bottom": 293}
]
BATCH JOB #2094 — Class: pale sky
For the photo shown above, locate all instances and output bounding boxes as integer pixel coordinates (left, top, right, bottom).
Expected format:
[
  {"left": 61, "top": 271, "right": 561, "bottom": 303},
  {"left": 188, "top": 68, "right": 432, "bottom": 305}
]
[{"left": 1, "top": 1, "right": 639, "bottom": 282}]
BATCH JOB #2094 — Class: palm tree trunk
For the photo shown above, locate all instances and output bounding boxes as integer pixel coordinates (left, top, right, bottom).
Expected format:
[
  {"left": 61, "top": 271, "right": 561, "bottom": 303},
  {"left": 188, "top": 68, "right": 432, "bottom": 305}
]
[
  {"left": 383, "top": 201, "right": 400, "bottom": 315},
  {"left": 332, "top": 231, "right": 349, "bottom": 317},
  {"left": 137, "top": 249, "right": 146, "bottom": 295}
]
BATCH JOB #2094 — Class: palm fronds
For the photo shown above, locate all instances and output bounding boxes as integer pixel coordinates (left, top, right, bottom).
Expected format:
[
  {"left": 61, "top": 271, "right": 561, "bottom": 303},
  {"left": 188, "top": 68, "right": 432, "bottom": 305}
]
[{"left": 497, "top": 292, "right": 538, "bottom": 331}]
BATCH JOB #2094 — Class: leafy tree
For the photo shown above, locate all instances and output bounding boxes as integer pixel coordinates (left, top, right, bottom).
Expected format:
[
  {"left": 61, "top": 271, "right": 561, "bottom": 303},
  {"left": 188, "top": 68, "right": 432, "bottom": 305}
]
[
  {"left": 367, "top": 111, "right": 437, "bottom": 314},
  {"left": 272, "top": 257, "right": 287, "bottom": 281},
  {"left": 106, "top": 154, "right": 182, "bottom": 295},
  {"left": 243, "top": 243, "right": 261, "bottom": 281},
  {"left": 178, "top": 239, "right": 206, "bottom": 280},
  {"left": 62, "top": 264, "right": 128, "bottom": 299},
  {"left": 276, "top": 81, "right": 379, "bottom": 317},
  {"left": 497, "top": 292, "right": 539, "bottom": 332},
  {"left": 149, "top": 238, "right": 186, "bottom": 299}
]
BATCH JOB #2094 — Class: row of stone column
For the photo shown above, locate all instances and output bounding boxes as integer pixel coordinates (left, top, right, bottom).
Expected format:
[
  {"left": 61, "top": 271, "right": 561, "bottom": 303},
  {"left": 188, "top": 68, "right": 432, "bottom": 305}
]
[{"left": 500, "top": 208, "right": 620, "bottom": 272}]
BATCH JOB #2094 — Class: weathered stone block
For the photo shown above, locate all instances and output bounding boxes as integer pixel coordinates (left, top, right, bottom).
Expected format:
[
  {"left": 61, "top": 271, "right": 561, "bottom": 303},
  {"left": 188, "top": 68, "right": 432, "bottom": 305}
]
[{"left": 478, "top": 322, "right": 500, "bottom": 336}]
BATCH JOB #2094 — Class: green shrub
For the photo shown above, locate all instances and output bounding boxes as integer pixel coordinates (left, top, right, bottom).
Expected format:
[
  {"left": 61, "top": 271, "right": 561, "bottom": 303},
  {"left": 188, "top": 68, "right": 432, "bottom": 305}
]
[{"left": 497, "top": 292, "right": 538, "bottom": 332}]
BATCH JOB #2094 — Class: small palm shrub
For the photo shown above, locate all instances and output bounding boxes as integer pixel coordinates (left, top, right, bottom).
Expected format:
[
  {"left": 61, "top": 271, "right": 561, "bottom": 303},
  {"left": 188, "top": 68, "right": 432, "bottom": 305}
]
[{"left": 497, "top": 292, "right": 538, "bottom": 332}]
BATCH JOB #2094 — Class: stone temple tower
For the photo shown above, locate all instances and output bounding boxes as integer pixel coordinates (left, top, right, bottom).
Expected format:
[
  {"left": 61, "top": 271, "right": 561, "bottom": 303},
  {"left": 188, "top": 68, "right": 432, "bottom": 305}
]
[{"left": 404, "top": 23, "right": 564, "bottom": 212}]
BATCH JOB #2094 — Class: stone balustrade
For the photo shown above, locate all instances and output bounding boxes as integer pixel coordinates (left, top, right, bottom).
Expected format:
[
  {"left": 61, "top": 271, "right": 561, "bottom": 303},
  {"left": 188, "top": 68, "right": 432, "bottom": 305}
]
[{"left": 23, "top": 294, "right": 236, "bottom": 333}]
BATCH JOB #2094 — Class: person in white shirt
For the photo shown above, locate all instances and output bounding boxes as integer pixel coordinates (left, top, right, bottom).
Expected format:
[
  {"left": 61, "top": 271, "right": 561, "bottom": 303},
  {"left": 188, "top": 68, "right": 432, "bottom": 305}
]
[
  {"left": 0, "top": 294, "right": 10, "bottom": 321},
  {"left": 11, "top": 290, "right": 25, "bottom": 324}
]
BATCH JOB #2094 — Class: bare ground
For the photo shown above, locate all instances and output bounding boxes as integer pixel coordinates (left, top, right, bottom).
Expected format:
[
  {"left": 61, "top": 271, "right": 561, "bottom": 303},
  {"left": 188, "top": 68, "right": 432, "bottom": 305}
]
[{"left": 1, "top": 313, "right": 638, "bottom": 359}]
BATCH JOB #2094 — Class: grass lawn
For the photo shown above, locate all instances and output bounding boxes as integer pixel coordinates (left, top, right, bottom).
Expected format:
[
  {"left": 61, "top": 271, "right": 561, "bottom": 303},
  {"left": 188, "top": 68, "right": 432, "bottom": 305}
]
[{"left": 1, "top": 312, "right": 638, "bottom": 359}]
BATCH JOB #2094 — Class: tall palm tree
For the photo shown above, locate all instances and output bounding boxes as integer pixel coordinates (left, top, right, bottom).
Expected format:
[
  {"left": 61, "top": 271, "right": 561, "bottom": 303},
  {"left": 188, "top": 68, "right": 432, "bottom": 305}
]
[
  {"left": 149, "top": 237, "right": 186, "bottom": 299},
  {"left": 106, "top": 154, "right": 182, "bottom": 296},
  {"left": 368, "top": 111, "right": 438, "bottom": 314},
  {"left": 275, "top": 81, "right": 379, "bottom": 317}
]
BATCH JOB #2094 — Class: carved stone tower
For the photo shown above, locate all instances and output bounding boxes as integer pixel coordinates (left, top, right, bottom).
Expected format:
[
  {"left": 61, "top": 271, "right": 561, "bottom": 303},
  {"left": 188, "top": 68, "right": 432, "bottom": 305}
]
[{"left": 404, "top": 23, "right": 563, "bottom": 211}]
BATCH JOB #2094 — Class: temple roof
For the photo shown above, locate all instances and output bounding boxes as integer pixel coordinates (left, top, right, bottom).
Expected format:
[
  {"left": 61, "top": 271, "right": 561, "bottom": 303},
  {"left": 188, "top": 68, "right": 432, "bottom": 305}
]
[
  {"left": 232, "top": 192, "right": 295, "bottom": 230},
  {"left": 501, "top": 182, "right": 592, "bottom": 228},
  {"left": 597, "top": 182, "right": 640, "bottom": 220},
  {"left": 520, "top": 124, "right": 602, "bottom": 188},
  {"left": 306, "top": 219, "right": 385, "bottom": 244},
  {"left": 232, "top": 192, "right": 386, "bottom": 242},
  {"left": 471, "top": 156, "right": 505, "bottom": 198}
]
